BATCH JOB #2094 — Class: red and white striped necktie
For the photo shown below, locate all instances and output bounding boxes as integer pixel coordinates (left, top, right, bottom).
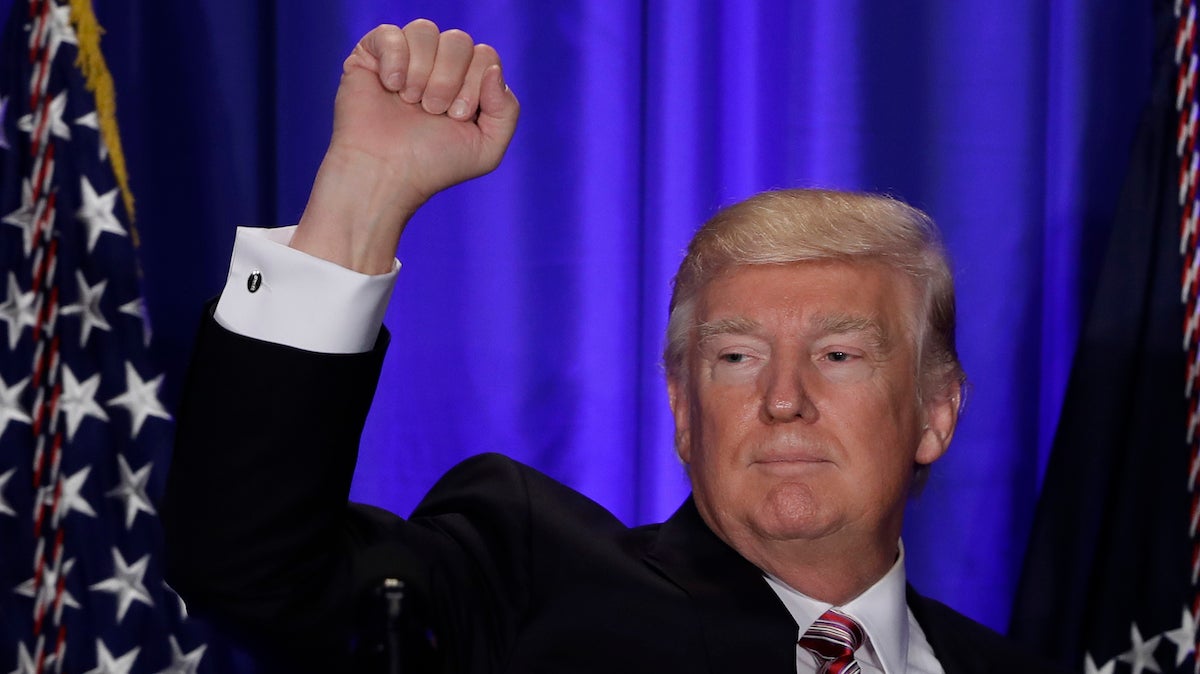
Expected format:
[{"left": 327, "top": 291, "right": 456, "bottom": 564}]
[{"left": 798, "top": 608, "right": 865, "bottom": 674}]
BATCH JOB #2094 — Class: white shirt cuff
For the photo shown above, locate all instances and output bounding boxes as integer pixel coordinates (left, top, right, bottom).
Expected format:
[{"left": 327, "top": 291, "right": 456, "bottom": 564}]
[{"left": 213, "top": 226, "right": 398, "bottom": 354}]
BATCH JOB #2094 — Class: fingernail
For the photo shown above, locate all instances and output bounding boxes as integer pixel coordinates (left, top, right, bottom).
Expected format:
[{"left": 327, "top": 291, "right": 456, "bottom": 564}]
[
  {"left": 385, "top": 72, "right": 403, "bottom": 91},
  {"left": 449, "top": 100, "right": 468, "bottom": 118},
  {"left": 402, "top": 86, "right": 421, "bottom": 102}
]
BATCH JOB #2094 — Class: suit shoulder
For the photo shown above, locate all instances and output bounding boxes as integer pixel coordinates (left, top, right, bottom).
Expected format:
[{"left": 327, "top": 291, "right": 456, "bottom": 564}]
[
  {"left": 413, "top": 453, "right": 629, "bottom": 533},
  {"left": 907, "top": 589, "right": 1072, "bottom": 674}
]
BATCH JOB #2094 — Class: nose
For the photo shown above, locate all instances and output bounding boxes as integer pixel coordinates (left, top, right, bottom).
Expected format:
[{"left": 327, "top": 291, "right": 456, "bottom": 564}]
[{"left": 761, "top": 356, "right": 818, "bottom": 423}]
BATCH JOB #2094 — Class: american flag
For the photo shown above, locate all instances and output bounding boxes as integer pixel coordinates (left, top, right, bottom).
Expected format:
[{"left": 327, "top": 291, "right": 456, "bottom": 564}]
[
  {"left": 1009, "top": 2, "right": 1189, "bottom": 672},
  {"left": 0, "top": 1, "right": 210, "bottom": 672}
]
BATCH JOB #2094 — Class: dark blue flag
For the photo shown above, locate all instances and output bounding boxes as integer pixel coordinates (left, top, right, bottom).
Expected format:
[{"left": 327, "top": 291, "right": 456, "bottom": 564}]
[
  {"left": 1011, "top": 2, "right": 1193, "bottom": 673},
  {"left": 0, "top": 1, "right": 214, "bottom": 672}
]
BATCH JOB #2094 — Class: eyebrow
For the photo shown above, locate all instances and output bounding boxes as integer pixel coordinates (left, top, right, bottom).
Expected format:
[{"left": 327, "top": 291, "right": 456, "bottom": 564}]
[
  {"left": 695, "top": 317, "right": 763, "bottom": 342},
  {"left": 696, "top": 313, "right": 891, "bottom": 349},
  {"left": 812, "top": 312, "right": 892, "bottom": 351}
]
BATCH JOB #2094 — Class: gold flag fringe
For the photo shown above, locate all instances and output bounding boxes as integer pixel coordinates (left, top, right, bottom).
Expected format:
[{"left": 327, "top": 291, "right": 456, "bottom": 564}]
[{"left": 67, "top": 0, "right": 137, "bottom": 243}]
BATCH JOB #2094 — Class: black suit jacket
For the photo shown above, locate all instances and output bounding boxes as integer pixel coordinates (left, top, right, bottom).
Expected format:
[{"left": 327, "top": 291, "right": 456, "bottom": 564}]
[{"left": 163, "top": 313, "right": 1067, "bottom": 673}]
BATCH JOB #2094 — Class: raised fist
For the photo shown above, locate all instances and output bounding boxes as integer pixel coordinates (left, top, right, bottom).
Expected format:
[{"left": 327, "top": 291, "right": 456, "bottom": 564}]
[{"left": 292, "top": 20, "right": 520, "bottom": 274}]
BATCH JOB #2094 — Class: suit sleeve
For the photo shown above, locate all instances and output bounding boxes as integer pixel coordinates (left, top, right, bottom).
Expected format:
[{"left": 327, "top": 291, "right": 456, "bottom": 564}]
[{"left": 162, "top": 307, "right": 535, "bottom": 670}]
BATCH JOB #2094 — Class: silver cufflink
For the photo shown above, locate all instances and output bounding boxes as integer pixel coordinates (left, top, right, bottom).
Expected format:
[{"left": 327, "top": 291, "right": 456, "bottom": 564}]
[{"left": 247, "top": 270, "right": 263, "bottom": 293}]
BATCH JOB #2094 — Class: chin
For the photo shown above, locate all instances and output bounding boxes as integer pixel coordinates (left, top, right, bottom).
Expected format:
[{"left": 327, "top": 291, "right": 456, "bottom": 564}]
[{"left": 748, "top": 482, "right": 835, "bottom": 541}]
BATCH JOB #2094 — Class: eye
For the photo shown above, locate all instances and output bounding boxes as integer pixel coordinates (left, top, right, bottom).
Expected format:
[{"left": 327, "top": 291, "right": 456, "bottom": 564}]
[
  {"left": 719, "top": 353, "right": 748, "bottom": 364},
  {"left": 825, "top": 351, "right": 852, "bottom": 363}
]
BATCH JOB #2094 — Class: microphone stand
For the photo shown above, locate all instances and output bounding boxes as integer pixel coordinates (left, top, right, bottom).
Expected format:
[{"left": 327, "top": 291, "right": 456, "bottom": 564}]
[{"left": 379, "top": 577, "right": 406, "bottom": 674}]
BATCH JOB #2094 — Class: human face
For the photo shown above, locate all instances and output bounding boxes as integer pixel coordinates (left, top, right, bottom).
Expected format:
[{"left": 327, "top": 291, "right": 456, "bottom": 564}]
[{"left": 669, "top": 260, "right": 957, "bottom": 561}]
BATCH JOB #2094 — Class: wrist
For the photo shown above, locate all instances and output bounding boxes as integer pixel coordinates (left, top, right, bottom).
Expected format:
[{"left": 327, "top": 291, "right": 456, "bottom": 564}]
[{"left": 291, "top": 146, "right": 424, "bottom": 275}]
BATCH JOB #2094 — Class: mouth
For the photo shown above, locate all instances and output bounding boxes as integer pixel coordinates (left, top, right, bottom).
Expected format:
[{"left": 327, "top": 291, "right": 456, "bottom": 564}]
[
  {"left": 751, "top": 456, "right": 832, "bottom": 470},
  {"left": 749, "top": 438, "right": 835, "bottom": 469}
]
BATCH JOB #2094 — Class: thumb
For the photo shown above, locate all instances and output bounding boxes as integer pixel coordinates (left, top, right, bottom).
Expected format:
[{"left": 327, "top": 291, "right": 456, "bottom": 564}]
[{"left": 476, "top": 65, "right": 520, "bottom": 169}]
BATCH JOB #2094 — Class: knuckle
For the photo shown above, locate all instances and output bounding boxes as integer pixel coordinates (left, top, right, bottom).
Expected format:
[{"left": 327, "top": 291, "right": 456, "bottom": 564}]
[
  {"left": 377, "top": 29, "right": 406, "bottom": 51},
  {"left": 441, "top": 28, "right": 474, "bottom": 47},
  {"left": 405, "top": 18, "right": 439, "bottom": 35},
  {"left": 473, "top": 43, "right": 500, "bottom": 63},
  {"left": 425, "top": 73, "right": 458, "bottom": 95}
]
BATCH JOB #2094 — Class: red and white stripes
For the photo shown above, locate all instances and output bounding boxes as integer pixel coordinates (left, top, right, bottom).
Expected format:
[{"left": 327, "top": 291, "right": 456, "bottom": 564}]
[
  {"left": 23, "top": 1, "right": 68, "bottom": 672},
  {"left": 1176, "top": 1, "right": 1200, "bottom": 672}
]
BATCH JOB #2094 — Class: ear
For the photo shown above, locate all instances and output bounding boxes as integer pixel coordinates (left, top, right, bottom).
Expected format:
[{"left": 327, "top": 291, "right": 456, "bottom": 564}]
[
  {"left": 667, "top": 376, "right": 693, "bottom": 464},
  {"left": 915, "top": 380, "right": 960, "bottom": 466}
]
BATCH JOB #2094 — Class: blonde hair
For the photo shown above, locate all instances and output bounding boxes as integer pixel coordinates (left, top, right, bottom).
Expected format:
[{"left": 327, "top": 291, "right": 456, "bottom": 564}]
[{"left": 664, "top": 189, "right": 965, "bottom": 399}]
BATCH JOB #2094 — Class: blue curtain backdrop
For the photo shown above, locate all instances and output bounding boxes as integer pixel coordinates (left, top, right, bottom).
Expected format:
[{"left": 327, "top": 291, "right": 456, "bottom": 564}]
[{"left": 69, "top": 0, "right": 1151, "bottom": 634}]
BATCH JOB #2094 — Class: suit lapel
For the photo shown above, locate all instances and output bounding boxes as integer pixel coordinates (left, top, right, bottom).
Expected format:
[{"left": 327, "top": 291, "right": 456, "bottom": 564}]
[
  {"left": 645, "top": 497, "right": 798, "bottom": 673},
  {"left": 906, "top": 585, "right": 969, "bottom": 673}
]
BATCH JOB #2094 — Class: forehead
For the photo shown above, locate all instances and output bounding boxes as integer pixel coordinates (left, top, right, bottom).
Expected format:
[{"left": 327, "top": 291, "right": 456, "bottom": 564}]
[{"left": 692, "top": 260, "right": 921, "bottom": 336}]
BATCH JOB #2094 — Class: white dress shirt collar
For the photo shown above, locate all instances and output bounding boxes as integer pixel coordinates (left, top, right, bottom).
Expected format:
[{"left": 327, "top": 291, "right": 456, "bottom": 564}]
[{"left": 765, "top": 542, "right": 910, "bottom": 674}]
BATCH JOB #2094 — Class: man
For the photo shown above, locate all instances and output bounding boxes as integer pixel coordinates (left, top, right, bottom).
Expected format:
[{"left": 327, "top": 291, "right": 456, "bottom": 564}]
[{"left": 163, "top": 20, "right": 1065, "bottom": 673}]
